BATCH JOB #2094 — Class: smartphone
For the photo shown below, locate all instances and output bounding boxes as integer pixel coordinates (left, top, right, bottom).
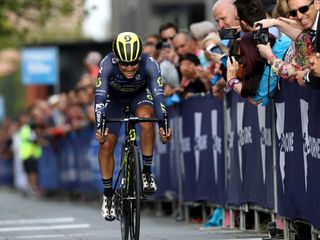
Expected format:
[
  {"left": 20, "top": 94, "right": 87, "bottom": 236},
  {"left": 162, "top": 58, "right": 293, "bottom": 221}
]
[
  {"left": 220, "top": 55, "right": 227, "bottom": 67},
  {"left": 206, "top": 44, "right": 223, "bottom": 54}
]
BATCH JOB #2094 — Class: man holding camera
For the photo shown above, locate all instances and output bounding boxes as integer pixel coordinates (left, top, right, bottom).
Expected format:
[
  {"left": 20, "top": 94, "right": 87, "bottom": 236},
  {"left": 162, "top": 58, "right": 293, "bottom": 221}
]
[{"left": 211, "top": 0, "right": 241, "bottom": 98}]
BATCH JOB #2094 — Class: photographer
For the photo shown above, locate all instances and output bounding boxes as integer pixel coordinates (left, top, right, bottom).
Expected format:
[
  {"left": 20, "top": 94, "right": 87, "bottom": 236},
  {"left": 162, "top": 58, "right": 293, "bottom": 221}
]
[
  {"left": 227, "top": 32, "right": 276, "bottom": 104},
  {"left": 226, "top": 0, "right": 291, "bottom": 105}
]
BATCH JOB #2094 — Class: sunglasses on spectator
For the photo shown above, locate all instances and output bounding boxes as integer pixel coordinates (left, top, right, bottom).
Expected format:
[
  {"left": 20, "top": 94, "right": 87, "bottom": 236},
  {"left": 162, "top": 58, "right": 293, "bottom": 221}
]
[
  {"left": 118, "top": 59, "right": 140, "bottom": 67},
  {"left": 289, "top": 0, "right": 314, "bottom": 17},
  {"left": 161, "top": 36, "right": 175, "bottom": 42}
]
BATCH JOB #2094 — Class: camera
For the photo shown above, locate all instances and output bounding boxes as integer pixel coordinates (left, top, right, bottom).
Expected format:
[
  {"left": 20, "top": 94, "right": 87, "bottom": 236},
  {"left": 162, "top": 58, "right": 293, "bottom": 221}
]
[
  {"left": 253, "top": 23, "right": 269, "bottom": 45},
  {"left": 219, "top": 28, "right": 239, "bottom": 39}
]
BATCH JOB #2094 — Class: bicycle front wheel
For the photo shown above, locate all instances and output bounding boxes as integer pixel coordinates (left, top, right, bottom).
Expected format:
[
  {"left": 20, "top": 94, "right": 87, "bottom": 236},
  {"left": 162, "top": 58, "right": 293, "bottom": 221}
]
[{"left": 129, "top": 146, "right": 141, "bottom": 240}]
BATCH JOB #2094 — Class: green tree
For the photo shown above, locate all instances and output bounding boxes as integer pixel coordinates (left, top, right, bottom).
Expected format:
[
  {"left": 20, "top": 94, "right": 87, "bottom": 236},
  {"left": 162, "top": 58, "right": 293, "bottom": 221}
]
[
  {"left": 0, "top": 0, "right": 86, "bottom": 49},
  {"left": 0, "top": 0, "right": 87, "bottom": 118}
]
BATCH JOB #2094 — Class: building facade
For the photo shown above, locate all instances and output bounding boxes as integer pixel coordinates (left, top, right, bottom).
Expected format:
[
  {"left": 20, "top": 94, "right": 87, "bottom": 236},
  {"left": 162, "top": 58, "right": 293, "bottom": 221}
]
[{"left": 111, "top": 0, "right": 216, "bottom": 38}]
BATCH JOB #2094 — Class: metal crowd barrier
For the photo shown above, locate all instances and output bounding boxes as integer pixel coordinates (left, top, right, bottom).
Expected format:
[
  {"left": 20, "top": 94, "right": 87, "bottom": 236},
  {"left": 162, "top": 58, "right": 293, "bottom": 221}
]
[{"left": 2, "top": 80, "right": 319, "bottom": 238}]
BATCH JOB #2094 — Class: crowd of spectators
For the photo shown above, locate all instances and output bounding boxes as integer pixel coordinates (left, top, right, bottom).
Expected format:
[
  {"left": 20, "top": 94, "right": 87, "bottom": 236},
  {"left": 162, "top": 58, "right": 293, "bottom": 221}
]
[
  {"left": 0, "top": 51, "right": 98, "bottom": 194},
  {"left": 1, "top": 0, "right": 320, "bottom": 206}
]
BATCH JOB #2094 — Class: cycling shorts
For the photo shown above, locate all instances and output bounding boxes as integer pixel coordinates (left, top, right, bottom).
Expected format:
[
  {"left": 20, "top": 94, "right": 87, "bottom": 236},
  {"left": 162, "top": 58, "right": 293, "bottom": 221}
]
[{"left": 105, "top": 88, "right": 154, "bottom": 135}]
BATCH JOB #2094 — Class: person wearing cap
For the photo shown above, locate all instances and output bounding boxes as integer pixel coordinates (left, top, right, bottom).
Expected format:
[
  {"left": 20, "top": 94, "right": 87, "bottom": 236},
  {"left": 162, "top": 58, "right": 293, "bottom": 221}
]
[
  {"left": 83, "top": 51, "right": 102, "bottom": 79},
  {"left": 94, "top": 32, "right": 172, "bottom": 221},
  {"left": 190, "top": 20, "right": 218, "bottom": 68},
  {"left": 190, "top": 21, "right": 217, "bottom": 43},
  {"left": 202, "top": 33, "right": 229, "bottom": 99}
]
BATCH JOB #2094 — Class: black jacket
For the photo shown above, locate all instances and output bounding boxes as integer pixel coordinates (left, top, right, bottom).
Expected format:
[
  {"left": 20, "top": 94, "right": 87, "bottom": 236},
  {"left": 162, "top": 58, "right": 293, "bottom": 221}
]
[{"left": 306, "top": 12, "right": 320, "bottom": 89}]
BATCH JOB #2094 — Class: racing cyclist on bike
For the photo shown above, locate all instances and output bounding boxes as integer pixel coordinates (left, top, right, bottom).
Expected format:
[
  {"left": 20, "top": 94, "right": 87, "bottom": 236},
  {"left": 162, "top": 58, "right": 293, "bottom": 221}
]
[{"left": 95, "top": 32, "right": 172, "bottom": 221}]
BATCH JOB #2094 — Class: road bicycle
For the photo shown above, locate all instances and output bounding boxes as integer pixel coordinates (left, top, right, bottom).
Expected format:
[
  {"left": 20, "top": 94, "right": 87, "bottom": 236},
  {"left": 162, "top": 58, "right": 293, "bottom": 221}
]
[{"left": 101, "top": 106, "right": 168, "bottom": 240}]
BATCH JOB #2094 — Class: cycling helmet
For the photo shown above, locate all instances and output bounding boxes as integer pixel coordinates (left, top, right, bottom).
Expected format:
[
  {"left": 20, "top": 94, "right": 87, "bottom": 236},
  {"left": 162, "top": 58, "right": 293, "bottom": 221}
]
[{"left": 112, "top": 32, "right": 143, "bottom": 63}]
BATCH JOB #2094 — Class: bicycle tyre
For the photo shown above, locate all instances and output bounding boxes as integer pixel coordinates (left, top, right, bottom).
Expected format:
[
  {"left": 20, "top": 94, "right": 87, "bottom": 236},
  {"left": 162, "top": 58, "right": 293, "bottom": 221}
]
[
  {"left": 121, "top": 201, "right": 130, "bottom": 240},
  {"left": 120, "top": 148, "right": 129, "bottom": 240},
  {"left": 129, "top": 146, "right": 141, "bottom": 240}
]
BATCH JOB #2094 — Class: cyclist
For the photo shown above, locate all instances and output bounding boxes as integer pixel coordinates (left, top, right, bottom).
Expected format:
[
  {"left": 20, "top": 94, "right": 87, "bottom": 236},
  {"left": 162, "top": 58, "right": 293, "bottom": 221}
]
[{"left": 95, "top": 32, "right": 172, "bottom": 221}]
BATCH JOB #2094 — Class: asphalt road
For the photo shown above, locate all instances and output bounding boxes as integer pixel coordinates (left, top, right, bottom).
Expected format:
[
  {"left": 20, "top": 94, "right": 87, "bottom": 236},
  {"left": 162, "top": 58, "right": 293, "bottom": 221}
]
[{"left": 0, "top": 188, "right": 268, "bottom": 240}]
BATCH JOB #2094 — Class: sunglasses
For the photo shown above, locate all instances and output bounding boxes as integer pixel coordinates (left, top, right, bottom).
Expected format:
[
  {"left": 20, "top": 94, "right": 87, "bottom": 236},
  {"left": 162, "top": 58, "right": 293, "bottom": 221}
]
[
  {"left": 289, "top": 0, "right": 314, "bottom": 17},
  {"left": 161, "top": 35, "right": 175, "bottom": 42},
  {"left": 118, "top": 59, "right": 140, "bottom": 67}
]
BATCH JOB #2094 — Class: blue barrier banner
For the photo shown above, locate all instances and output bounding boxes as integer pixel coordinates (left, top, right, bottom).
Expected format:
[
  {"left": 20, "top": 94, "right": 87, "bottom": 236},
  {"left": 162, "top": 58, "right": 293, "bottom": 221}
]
[
  {"left": 0, "top": 158, "right": 13, "bottom": 186},
  {"left": 21, "top": 47, "right": 58, "bottom": 85},
  {"left": 179, "top": 95, "right": 225, "bottom": 204},
  {"left": 38, "top": 145, "right": 59, "bottom": 189},
  {"left": 58, "top": 134, "right": 78, "bottom": 189},
  {"left": 154, "top": 107, "right": 178, "bottom": 199},
  {"left": 275, "top": 80, "right": 320, "bottom": 229},
  {"left": 75, "top": 128, "right": 96, "bottom": 191},
  {"left": 225, "top": 91, "right": 274, "bottom": 209}
]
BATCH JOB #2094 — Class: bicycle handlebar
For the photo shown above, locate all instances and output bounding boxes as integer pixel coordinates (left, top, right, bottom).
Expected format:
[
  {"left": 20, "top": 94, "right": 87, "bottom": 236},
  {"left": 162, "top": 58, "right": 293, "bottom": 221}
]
[
  {"left": 104, "top": 117, "right": 162, "bottom": 123},
  {"left": 101, "top": 113, "right": 169, "bottom": 138}
]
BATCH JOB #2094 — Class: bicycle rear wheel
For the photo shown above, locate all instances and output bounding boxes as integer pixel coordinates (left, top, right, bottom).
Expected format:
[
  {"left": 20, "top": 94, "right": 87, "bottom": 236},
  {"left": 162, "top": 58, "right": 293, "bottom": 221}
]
[
  {"left": 121, "top": 200, "right": 130, "bottom": 240},
  {"left": 129, "top": 146, "right": 141, "bottom": 240}
]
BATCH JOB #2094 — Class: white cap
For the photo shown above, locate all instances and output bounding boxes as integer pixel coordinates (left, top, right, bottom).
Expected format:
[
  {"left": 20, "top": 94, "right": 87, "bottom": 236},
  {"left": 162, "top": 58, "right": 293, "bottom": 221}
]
[
  {"left": 48, "top": 94, "right": 60, "bottom": 106},
  {"left": 190, "top": 21, "right": 217, "bottom": 40},
  {"left": 84, "top": 51, "right": 102, "bottom": 65}
]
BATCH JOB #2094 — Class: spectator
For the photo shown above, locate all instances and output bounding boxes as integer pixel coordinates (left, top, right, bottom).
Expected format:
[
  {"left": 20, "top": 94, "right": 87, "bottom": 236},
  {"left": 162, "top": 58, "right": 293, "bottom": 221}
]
[
  {"left": 212, "top": 0, "right": 241, "bottom": 30},
  {"left": 83, "top": 51, "right": 102, "bottom": 84},
  {"left": 143, "top": 34, "right": 160, "bottom": 59},
  {"left": 211, "top": 0, "right": 242, "bottom": 98},
  {"left": 255, "top": 0, "right": 319, "bottom": 86},
  {"left": 272, "top": 0, "right": 290, "bottom": 18},
  {"left": 17, "top": 111, "right": 42, "bottom": 196},
  {"left": 159, "top": 22, "right": 179, "bottom": 44},
  {"left": 202, "top": 33, "right": 228, "bottom": 99},
  {"left": 190, "top": 21, "right": 217, "bottom": 48},
  {"left": 233, "top": 0, "right": 291, "bottom": 105},
  {"left": 190, "top": 21, "right": 218, "bottom": 68},
  {"left": 156, "top": 42, "right": 180, "bottom": 95},
  {"left": 159, "top": 22, "right": 180, "bottom": 66},
  {"left": 308, "top": 53, "right": 320, "bottom": 88},
  {"left": 172, "top": 32, "right": 197, "bottom": 58},
  {"left": 226, "top": 34, "right": 266, "bottom": 105},
  {"left": 178, "top": 53, "right": 209, "bottom": 99}
]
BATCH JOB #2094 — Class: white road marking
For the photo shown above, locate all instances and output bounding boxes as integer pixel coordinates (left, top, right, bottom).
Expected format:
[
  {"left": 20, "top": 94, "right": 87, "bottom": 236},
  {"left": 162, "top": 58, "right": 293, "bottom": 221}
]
[
  {"left": 15, "top": 233, "right": 96, "bottom": 239},
  {"left": 0, "top": 217, "right": 75, "bottom": 225},
  {"left": 0, "top": 224, "right": 90, "bottom": 232},
  {"left": 224, "top": 239, "right": 263, "bottom": 240}
]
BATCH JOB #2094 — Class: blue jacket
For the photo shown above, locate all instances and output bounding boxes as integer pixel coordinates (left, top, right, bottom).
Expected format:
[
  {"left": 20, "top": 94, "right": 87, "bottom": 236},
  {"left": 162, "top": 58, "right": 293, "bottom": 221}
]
[{"left": 252, "top": 35, "right": 291, "bottom": 106}]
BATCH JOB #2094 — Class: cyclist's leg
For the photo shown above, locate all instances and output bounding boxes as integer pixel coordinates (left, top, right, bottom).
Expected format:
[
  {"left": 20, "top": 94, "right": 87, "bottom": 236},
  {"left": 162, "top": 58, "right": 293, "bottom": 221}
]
[
  {"left": 132, "top": 89, "right": 155, "bottom": 159},
  {"left": 136, "top": 104, "right": 155, "bottom": 156},
  {"left": 99, "top": 94, "right": 122, "bottom": 221},
  {"left": 98, "top": 133, "right": 117, "bottom": 184},
  {"left": 131, "top": 89, "right": 157, "bottom": 193}
]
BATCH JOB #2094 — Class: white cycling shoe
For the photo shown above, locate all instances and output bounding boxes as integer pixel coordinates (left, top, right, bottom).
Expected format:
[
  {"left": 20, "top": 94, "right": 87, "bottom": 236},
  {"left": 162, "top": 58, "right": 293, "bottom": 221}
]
[
  {"left": 101, "top": 194, "right": 116, "bottom": 221},
  {"left": 142, "top": 173, "right": 157, "bottom": 194}
]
